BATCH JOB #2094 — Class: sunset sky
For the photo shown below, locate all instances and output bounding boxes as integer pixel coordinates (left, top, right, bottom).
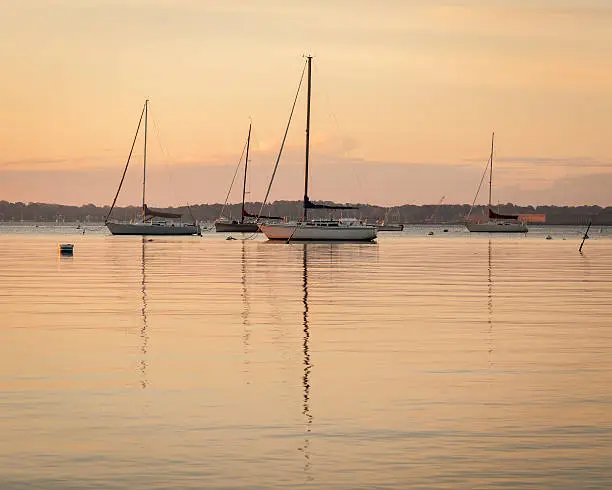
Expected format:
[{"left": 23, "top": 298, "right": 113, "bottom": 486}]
[{"left": 1, "top": 0, "right": 611, "bottom": 207}]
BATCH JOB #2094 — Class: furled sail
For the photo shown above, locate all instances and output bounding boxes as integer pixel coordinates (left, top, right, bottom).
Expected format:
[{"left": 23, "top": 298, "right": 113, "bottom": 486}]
[
  {"left": 489, "top": 208, "right": 518, "bottom": 220},
  {"left": 242, "top": 209, "right": 283, "bottom": 220},
  {"left": 144, "top": 204, "right": 183, "bottom": 219},
  {"left": 303, "top": 196, "right": 358, "bottom": 210}
]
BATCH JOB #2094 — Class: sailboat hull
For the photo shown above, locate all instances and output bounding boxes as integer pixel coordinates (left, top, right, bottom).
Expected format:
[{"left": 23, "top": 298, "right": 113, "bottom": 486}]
[
  {"left": 214, "top": 222, "right": 260, "bottom": 233},
  {"left": 260, "top": 223, "right": 377, "bottom": 241},
  {"left": 466, "top": 221, "right": 528, "bottom": 233},
  {"left": 106, "top": 221, "right": 200, "bottom": 236}
]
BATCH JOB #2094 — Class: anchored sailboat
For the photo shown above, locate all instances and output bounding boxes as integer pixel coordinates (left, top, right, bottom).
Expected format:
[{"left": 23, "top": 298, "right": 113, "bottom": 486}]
[
  {"left": 466, "top": 133, "right": 528, "bottom": 233},
  {"left": 105, "top": 100, "right": 200, "bottom": 236},
  {"left": 215, "top": 123, "right": 261, "bottom": 233},
  {"left": 260, "top": 57, "right": 377, "bottom": 242}
]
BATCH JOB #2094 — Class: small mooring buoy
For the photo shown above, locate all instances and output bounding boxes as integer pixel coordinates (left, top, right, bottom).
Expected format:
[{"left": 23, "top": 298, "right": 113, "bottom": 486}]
[{"left": 59, "top": 243, "right": 74, "bottom": 255}]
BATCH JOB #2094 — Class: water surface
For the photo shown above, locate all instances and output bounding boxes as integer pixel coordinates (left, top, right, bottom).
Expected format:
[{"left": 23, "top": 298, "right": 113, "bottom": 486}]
[{"left": 1, "top": 225, "right": 611, "bottom": 489}]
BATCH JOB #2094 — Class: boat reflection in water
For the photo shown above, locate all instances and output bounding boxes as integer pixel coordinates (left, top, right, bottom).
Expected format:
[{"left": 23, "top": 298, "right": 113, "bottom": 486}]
[
  {"left": 487, "top": 239, "right": 494, "bottom": 369},
  {"left": 140, "top": 237, "right": 149, "bottom": 388},
  {"left": 300, "top": 244, "right": 313, "bottom": 479},
  {"left": 240, "top": 241, "right": 252, "bottom": 380}
]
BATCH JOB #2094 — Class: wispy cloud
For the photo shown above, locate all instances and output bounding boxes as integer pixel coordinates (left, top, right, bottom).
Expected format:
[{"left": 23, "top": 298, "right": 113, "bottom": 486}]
[
  {"left": 463, "top": 156, "right": 612, "bottom": 169},
  {"left": 0, "top": 151, "right": 119, "bottom": 171},
  {"left": 2, "top": 152, "right": 611, "bottom": 207}
]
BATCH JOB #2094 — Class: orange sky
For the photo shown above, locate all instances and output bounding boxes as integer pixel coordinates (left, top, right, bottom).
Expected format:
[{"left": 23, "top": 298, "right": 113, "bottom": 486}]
[{"left": 1, "top": 1, "right": 611, "bottom": 206}]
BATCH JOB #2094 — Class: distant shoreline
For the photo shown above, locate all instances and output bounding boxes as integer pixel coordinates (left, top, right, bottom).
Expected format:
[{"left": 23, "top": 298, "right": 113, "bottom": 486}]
[{"left": 1, "top": 200, "right": 610, "bottom": 225}]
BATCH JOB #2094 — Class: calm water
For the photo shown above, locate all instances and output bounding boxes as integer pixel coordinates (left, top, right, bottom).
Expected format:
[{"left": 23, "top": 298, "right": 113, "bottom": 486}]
[{"left": 1, "top": 225, "right": 611, "bottom": 489}]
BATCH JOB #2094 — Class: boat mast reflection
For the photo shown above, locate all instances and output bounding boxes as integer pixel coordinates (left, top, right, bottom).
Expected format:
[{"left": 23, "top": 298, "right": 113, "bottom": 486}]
[
  {"left": 487, "top": 239, "right": 494, "bottom": 369},
  {"left": 140, "top": 236, "right": 149, "bottom": 388},
  {"left": 300, "top": 244, "right": 313, "bottom": 479},
  {"left": 241, "top": 241, "right": 251, "bottom": 381}
]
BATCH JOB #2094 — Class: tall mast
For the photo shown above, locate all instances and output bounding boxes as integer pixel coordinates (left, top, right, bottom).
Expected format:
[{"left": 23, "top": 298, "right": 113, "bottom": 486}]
[
  {"left": 488, "top": 131, "right": 494, "bottom": 209},
  {"left": 303, "top": 56, "right": 312, "bottom": 222},
  {"left": 142, "top": 99, "right": 149, "bottom": 217},
  {"left": 241, "top": 123, "right": 252, "bottom": 224}
]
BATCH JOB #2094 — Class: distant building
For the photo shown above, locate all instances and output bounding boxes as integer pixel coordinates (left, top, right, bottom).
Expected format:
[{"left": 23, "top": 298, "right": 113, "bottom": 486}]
[{"left": 518, "top": 214, "right": 546, "bottom": 223}]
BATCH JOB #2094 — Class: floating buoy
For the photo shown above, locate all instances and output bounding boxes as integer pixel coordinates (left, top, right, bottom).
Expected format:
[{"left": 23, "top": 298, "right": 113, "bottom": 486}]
[{"left": 59, "top": 243, "right": 74, "bottom": 255}]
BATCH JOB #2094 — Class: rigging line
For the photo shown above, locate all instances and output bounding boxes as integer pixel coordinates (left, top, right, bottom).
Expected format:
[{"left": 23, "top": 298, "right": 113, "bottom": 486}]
[
  {"left": 312, "top": 62, "right": 369, "bottom": 206},
  {"left": 220, "top": 136, "right": 249, "bottom": 220},
  {"left": 150, "top": 111, "right": 179, "bottom": 207},
  {"left": 257, "top": 59, "right": 308, "bottom": 219},
  {"left": 467, "top": 157, "right": 492, "bottom": 219},
  {"left": 106, "top": 103, "right": 146, "bottom": 222},
  {"left": 151, "top": 110, "right": 197, "bottom": 223}
]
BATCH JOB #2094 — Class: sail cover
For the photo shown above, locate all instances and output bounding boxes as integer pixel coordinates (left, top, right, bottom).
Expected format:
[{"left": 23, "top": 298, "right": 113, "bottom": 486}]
[
  {"left": 304, "top": 196, "right": 358, "bottom": 210},
  {"left": 489, "top": 208, "right": 519, "bottom": 220},
  {"left": 242, "top": 209, "right": 283, "bottom": 220},
  {"left": 144, "top": 204, "right": 183, "bottom": 219}
]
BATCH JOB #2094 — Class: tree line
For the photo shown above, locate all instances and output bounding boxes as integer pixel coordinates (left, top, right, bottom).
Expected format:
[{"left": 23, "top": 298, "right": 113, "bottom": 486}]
[{"left": 1, "top": 200, "right": 610, "bottom": 225}]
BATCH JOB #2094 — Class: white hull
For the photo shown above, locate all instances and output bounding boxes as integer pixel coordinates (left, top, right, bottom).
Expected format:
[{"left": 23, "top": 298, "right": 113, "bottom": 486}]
[
  {"left": 107, "top": 221, "right": 200, "bottom": 236},
  {"left": 260, "top": 222, "right": 377, "bottom": 241},
  {"left": 466, "top": 221, "right": 528, "bottom": 233}
]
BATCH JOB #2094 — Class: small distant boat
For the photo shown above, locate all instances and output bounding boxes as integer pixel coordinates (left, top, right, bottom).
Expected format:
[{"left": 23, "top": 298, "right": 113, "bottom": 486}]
[
  {"left": 105, "top": 100, "right": 200, "bottom": 236},
  {"left": 375, "top": 223, "right": 404, "bottom": 232},
  {"left": 260, "top": 57, "right": 376, "bottom": 242},
  {"left": 465, "top": 133, "right": 528, "bottom": 233},
  {"left": 374, "top": 207, "right": 403, "bottom": 231},
  {"left": 59, "top": 243, "right": 74, "bottom": 255}
]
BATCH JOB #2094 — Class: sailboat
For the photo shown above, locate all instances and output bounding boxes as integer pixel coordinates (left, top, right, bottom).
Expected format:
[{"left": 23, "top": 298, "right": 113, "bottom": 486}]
[
  {"left": 105, "top": 100, "right": 200, "bottom": 236},
  {"left": 465, "top": 133, "right": 528, "bottom": 233},
  {"left": 215, "top": 123, "right": 261, "bottom": 233},
  {"left": 260, "top": 57, "right": 377, "bottom": 242}
]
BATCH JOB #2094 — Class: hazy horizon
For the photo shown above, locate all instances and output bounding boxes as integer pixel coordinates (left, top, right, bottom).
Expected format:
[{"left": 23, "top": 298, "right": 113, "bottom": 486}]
[{"left": 2, "top": 1, "right": 611, "bottom": 207}]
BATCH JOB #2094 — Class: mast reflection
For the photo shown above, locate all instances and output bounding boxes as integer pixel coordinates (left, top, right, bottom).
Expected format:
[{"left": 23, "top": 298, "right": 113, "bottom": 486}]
[
  {"left": 241, "top": 240, "right": 251, "bottom": 381},
  {"left": 300, "top": 244, "right": 313, "bottom": 479},
  {"left": 487, "top": 239, "right": 494, "bottom": 369},
  {"left": 140, "top": 236, "right": 149, "bottom": 388}
]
